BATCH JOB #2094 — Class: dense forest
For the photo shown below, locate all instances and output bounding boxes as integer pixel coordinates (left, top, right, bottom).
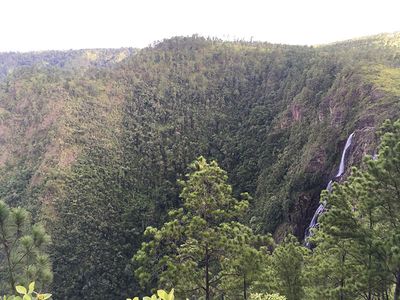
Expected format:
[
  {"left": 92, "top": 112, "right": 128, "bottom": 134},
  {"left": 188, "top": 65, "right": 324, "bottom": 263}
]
[{"left": 0, "top": 33, "right": 399, "bottom": 299}]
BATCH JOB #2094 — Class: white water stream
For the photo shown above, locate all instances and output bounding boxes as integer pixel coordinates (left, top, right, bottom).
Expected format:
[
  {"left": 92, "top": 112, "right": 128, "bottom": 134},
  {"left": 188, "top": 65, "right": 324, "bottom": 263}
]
[{"left": 304, "top": 132, "right": 354, "bottom": 246}]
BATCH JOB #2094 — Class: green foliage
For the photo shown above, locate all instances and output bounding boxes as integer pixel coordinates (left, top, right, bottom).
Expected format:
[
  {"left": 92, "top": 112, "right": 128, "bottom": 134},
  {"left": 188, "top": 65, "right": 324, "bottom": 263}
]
[
  {"left": 250, "top": 293, "right": 287, "bottom": 300},
  {"left": 365, "top": 65, "right": 400, "bottom": 96},
  {"left": 128, "top": 289, "right": 174, "bottom": 300},
  {"left": 15, "top": 282, "right": 51, "bottom": 300},
  {"left": 220, "top": 229, "right": 273, "bottom": 300},
  {"left": 51, "top": 157, "right": 151, "bottom": 298},
  {"left": 0, "top": 201, "right": 52, "bottom": 294},
  {"left": 134, "top": 157, "right": 270, "bottom": 299},
  {"left": 2, "top": 282, "right": 51, "bottom": 300},
  {"left": 0, "top": 34, "right": 399, "bottom": 298},
  {"left": 306, "top": 119, "right": 400, "bottom": 299},
  {"left": 270, "top": 235, "right": 306, "bottom": 300}
]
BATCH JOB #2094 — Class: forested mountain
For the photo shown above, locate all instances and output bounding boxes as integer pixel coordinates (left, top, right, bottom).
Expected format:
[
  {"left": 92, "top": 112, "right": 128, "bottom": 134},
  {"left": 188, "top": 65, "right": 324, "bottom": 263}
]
[{"left": 0, "top": 33, "right": 399, "bottom": 298}]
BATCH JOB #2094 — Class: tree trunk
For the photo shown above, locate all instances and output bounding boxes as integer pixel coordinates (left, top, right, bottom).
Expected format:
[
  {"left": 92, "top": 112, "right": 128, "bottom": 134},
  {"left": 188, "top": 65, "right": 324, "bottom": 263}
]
[
  {"left": 394, "top": 271, "right": 400, "bottom": 300},
  {"left": 1, "top": 225, "right": 15, "bottom": 291},
  {"left": 243, "top": 274, "right": 247, "bottom": 300},
  {"left": 367, "top": 211, "right": 372, "bottom": 300},
  {"left": 205, "top": 246, "right": 210, "bottom": 300},
  {"left": 339, "top": 252, "right": 346, "bottom": 300}
]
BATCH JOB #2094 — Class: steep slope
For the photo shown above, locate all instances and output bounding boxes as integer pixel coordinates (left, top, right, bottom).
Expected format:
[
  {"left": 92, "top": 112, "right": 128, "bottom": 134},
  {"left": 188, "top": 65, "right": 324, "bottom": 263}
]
[
  {"left": 0, "top": 33, "right": 399, "bottom": 297},
  {"left": 0, "top": 48, "right": 134, "bottom": 208}
]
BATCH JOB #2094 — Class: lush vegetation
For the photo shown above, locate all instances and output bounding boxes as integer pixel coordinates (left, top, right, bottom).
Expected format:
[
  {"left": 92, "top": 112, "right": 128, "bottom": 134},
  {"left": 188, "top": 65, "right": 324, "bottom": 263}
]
[
  {"left": 0, "top": 33, "right": 399, "bottom": 298},
  {"left": 3, "top": 282, "right": 51, "bottom": 300},
  {"left": 134, "top": 157, "right": 270, "bottom": 299},
  {"left": 305, "top": 119, "right": 400, "bottom": 300},
  {"left": 128, "top": 289, "right": 175, "bottom": 300},
  {"left": 0, "top": 201, "right": 52, "bottom": 294},
  {"left": 131, "top": 119, "right": 400, "bottom": 299}
]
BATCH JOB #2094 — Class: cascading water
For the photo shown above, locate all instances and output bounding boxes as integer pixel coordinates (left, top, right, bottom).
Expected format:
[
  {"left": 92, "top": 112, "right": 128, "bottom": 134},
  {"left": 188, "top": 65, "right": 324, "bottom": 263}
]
[
  {"left": 336, "top": 132, "right": 354, "bottom": 178},
  {"left": 304, "top": 132, "right": 354, "bottom": 247}
]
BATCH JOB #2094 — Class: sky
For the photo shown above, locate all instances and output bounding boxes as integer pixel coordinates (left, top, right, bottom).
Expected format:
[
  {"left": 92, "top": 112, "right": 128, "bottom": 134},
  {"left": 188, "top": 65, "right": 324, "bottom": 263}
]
[{"left": 0, "top": 0, "right": 399, "bottom": 52}]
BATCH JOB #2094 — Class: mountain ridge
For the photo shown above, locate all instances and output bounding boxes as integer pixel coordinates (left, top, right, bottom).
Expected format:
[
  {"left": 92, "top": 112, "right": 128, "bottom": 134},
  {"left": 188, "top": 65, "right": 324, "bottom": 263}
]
[{"left": 0, "top": 32, "right": 399, "bottom": 297}]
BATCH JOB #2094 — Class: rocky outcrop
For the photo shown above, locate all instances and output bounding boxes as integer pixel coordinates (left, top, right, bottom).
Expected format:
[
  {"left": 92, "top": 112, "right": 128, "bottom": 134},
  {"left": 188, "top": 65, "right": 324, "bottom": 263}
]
[
  {"left": 291, "top": 104, "right": 302, "bottom": 121},
  {"left": 345, "top": 127, "right": 377, "bottom": 175}
]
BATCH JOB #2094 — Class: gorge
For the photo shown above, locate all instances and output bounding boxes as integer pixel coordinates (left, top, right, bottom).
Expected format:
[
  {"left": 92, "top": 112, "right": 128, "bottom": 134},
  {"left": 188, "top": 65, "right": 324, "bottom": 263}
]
[{"left": 0, "top": 33, "right": 399, "bottom": 297}]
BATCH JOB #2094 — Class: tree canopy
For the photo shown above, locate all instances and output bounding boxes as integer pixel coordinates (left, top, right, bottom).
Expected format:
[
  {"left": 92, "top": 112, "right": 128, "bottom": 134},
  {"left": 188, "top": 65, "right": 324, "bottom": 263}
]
[
  {"left": 0, "top": 201, "right": 52, "bottom": 294},
  {"left": 134, "top": 157, "right": 271, "bottom": 299}
]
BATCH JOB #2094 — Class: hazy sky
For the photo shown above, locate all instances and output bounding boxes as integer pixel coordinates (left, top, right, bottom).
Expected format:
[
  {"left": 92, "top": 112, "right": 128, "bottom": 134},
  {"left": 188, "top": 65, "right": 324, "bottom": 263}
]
[{"left": 0, "top": 0, "right": 399, "bottom": 52}]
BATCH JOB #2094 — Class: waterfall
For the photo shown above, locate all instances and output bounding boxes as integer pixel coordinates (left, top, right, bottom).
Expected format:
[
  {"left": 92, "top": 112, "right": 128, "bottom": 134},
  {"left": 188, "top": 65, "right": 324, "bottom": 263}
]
[
  {"left": 304, "top": 132, "right": 354, "bottom": 247},
  {"left": 326, "top": 180, "right": 333, "bottom": 193},
  {"left": 336, "top": 132, "right": 354, "bottom": 177}
]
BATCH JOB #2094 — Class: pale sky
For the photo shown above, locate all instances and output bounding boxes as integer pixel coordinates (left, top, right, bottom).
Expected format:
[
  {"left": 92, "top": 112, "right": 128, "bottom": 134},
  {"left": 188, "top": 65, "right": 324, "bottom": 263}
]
[{"left": 0, "top": 0, "right": 399, "bottom": 52}]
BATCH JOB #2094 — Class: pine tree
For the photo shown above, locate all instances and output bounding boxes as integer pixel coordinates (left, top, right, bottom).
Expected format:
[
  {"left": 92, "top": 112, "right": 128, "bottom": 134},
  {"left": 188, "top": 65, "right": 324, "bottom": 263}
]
[
  {"left": 133, "top": 156, "right": 267, "bottom": 299},
  {"left": 308, "top": 119, "right": 400, "bottom": 300},
  {"left": 220, "top": 224, "right": 273, "bottom": 300},
  {"left": 366, "top": 119, "right": 400, "bottom": 300},
  {"left": 0, "top": 200, "right": 52, "bottom": 294},
  {"left": 51, "top": 159, "right": 151, "bottom": 299},
  {"left": 271, "top": 235, "right": 306, "bottom": 300}
]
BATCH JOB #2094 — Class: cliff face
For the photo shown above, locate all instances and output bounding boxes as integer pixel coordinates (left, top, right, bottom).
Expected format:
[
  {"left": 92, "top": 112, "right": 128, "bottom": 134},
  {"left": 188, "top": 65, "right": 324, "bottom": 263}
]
[{"left": 0, "top": 34, "right": 399, "bottom": 240}]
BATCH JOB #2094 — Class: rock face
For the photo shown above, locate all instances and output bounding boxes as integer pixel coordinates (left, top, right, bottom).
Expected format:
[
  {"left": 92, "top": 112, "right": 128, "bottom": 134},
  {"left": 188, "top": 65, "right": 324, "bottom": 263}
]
[
  {"left": 292, "top": 128, "right": 381, "bottom": 237},
  {"left": 304, "top": 131, "right": 355, "bottom": 243},
  {"left": 280, "top": 73, "right": 397, "bottom": 240},
  {"left": 291, "top": 104, "right": 302, "bottom": 122},
  {"left": 346, "top": 127, "right": 377, "bottom": 173},
  {"left": 283, "top": 130, "right": 372, "bottom": 240}
]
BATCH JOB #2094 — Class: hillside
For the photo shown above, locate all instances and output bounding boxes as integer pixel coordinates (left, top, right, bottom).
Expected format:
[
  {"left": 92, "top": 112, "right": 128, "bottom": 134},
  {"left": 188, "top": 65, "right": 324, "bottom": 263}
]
[{"left": 0, "top": 33, "right": 399, "bottom": 297}]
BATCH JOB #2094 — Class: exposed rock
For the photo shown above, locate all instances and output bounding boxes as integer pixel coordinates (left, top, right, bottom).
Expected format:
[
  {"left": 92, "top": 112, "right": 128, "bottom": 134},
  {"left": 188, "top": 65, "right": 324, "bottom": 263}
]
[
  {"left": 290, "top": 189, "right": 322, "bottom": 239},
  {"left": 345, "top": 127, "right": 377, "bottom": 175},
  {"left": 291, "top": 104, "right": 302, "bottom": 121}
]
